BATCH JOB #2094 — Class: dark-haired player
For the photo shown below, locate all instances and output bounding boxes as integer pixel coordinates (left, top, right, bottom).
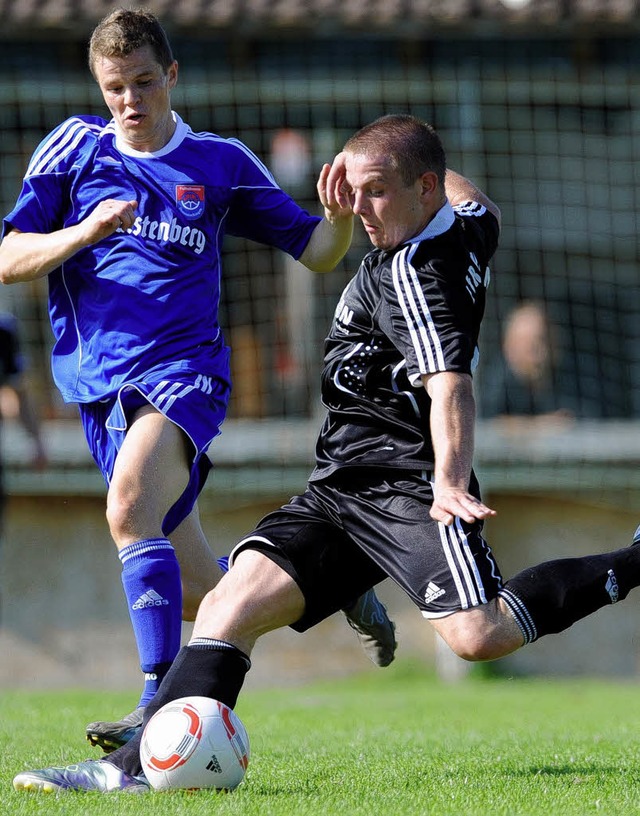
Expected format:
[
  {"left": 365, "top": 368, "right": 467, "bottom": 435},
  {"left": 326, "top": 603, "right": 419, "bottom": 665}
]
[{"left": 15, "top": 113, "right": 640, "bottom": 794}]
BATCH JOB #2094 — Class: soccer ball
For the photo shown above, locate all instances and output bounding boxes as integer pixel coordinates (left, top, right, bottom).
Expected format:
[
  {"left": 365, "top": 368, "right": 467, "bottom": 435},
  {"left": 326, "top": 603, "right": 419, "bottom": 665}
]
[{"left": 139, "top": 696, "right": 250, "bottom": 791}]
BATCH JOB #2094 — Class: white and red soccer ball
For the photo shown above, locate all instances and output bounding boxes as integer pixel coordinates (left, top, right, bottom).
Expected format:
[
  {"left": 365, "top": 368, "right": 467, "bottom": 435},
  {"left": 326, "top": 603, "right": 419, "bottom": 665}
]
[{"left": 139, "top": 696, "right": 250, "bottom": 791}]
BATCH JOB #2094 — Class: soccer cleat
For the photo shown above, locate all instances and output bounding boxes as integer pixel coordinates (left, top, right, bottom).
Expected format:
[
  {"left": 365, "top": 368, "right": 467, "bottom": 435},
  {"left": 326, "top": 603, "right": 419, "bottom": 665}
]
[
  {"left": 633, "top": 524, "right": 640, "bottom": 546},
  {"left": 86, "top": 707, "right": 145, "bottom": 753},
  {"left": 13, "top": 759, "right": 149, "bottom": 794},
  {"left": 343, "top": 588, "right": 397, "bottom": 668}
]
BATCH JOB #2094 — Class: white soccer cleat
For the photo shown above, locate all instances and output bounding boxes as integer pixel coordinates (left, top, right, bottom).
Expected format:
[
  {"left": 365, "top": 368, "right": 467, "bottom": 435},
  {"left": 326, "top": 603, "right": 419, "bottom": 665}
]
[{"left": 13, "top": 759, "right": 149, "bottom": 794}]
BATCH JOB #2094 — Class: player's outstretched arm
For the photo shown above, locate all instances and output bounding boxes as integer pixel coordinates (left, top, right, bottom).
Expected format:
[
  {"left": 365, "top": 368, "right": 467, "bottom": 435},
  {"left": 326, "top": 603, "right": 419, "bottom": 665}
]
[
  {"left": 423, "top": 370, "right": 497, "bottom": 526},
  {"left": 0, "top": 198, "right": 137, "bottom": 284},
  {"left": 298, "top": 154, "right": 354, "bottom": 273}
]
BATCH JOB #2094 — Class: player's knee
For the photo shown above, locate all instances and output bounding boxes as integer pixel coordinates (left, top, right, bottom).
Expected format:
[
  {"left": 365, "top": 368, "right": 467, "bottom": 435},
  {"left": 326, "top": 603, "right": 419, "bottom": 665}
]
[
  {"left": 445, "top": 630, "right": 503, "bottom": 662},
  {"left": 435, "top": 604, "right": 514, "bottom": 662},
  {"left": 105, "top": 489, "right": 137, "bottom": 540}
]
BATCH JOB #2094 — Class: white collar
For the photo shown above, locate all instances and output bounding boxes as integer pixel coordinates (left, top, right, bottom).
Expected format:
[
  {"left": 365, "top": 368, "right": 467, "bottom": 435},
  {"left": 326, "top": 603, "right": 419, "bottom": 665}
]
[
  {"left": 114, "top": 112, "right": 187, "bottom": 159},
  {"left": 409, "top": 201, "right": 455, "bottom": 243}
]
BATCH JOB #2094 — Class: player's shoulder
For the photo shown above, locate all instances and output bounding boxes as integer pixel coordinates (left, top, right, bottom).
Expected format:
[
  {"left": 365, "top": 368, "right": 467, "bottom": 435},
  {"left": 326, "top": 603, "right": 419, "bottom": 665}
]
[
  {"left": 43, "top": 114, "right": 108, "bottom": 144},
  {"left": 183, "top": 126, "right": 276, "bottom": 179},
  {"left": 184, "top": 126, "right": 241, "bottom": 154},
  {"left": 26, "top": 115, "right": 109, "bottom": 177},
  {"left": 185, "top": 125, "right": 246, "bottom": 149},
  {"left": 451, "top": 199, "right": 500, "bottom": 252},
  {"left": 452, "top": 199, "right": 499, "bottom": 230}
]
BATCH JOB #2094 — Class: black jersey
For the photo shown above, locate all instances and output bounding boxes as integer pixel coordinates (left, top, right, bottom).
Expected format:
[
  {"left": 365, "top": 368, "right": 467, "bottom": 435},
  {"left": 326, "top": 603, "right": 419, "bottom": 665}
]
[{"left": 311, "top": 200, "right": 499, "bottom": 481}]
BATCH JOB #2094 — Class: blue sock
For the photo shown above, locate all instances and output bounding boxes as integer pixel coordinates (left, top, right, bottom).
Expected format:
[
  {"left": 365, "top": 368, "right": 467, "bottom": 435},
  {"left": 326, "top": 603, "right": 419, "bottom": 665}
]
[
  {"left": 119, "top": 538, "right": 182, "bottom": 708},
  {"left": 217, "top": 555, "right": 229, "bottom": 573}
]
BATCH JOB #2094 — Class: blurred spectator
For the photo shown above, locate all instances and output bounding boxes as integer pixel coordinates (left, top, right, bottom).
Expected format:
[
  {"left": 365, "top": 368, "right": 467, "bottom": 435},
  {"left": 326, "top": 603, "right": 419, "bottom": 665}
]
[
  {"left": 0, "top": 312, "right": 47, "bottom": 480},
  {"left": 0, "top": 311, "right": 47, "bottom": 621},
  {"left": 270, "top": 129, "right": 316, "bottom": 415},
  {"left": 478, "top": 300, "right": 576, "bottom": 425}
]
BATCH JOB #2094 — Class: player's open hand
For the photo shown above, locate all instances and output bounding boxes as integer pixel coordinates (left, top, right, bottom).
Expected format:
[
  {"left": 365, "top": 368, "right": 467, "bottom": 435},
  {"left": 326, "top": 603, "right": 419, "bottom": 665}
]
[
  {"left": 317, "top": 153, "right": 353, "bottom": 223},
  {"left": 430, "top": 486, "right": 497, "bottom": 526}
]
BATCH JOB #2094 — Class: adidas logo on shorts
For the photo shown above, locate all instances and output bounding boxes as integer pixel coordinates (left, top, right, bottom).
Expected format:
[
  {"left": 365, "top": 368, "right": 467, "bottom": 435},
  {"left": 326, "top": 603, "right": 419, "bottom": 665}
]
[{"left": 424, "top": 581, "right": 446, "bottom": 604}]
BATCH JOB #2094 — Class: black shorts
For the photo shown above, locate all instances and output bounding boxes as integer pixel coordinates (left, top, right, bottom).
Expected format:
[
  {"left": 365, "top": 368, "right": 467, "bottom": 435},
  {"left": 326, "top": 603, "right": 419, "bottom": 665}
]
[{"left": 229, "top": 469, "right": 504, "bottom": 632}]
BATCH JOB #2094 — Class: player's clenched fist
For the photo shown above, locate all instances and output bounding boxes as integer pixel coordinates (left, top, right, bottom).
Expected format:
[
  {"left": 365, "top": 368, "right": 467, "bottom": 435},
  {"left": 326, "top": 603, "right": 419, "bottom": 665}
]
[{"left": 79, "top": 198, "right": 138, "bottom": 244}]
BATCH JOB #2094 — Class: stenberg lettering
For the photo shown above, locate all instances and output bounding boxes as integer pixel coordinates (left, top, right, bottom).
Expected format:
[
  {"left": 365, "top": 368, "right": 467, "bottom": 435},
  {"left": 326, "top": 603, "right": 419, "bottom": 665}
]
[{"left": 128, "top": 216, "right": 207, "bottom": 255}]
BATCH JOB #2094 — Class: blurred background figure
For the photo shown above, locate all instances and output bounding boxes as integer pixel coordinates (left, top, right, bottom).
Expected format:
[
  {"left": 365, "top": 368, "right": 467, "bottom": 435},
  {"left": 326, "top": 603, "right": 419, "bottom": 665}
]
[
  {"left": 478, "top": 300, "right": 576, "bottom": 424},
  {"left": 270, "top": 128, "right": 316, "bottom": 416},
  {"left": 0, "top": 311, "right": 47, "bottom": 477},
  {"left": 0, "top": 310, "right": 47, "bottom": 620}
]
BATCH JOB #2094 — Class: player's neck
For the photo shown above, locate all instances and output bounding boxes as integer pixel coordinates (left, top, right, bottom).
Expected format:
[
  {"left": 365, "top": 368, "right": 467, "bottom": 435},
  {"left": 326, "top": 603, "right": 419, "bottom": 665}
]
[{"left": 117, "top": 111, "right": 177, "bottom": 155}]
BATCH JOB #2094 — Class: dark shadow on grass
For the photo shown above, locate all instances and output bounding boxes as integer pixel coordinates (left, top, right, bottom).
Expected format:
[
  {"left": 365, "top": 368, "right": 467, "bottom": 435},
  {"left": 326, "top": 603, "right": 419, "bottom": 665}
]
[{"left": 508, "top": 764, "right": 617, "bottom": 778}]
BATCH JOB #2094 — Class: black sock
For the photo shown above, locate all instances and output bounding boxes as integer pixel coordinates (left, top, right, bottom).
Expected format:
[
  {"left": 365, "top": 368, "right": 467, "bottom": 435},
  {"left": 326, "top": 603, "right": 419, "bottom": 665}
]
[
  {"left": 498, "top": 544, "right": 640, "bottom": 644},
  {"left": 107, "top": 642, "right": 251, "bottom": 777}
]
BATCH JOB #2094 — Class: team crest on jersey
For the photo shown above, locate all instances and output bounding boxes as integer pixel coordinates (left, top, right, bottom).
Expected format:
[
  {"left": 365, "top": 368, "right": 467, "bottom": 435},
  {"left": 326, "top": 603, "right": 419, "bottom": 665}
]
[{"left": 176, "top": 184, "right": 205, "bottom": 219}]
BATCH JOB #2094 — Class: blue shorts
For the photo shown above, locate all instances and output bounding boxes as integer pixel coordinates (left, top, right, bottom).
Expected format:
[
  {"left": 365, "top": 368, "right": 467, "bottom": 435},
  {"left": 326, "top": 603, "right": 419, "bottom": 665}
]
[{"left": 79, "top": 370, "right": 230, "bottom": 536}]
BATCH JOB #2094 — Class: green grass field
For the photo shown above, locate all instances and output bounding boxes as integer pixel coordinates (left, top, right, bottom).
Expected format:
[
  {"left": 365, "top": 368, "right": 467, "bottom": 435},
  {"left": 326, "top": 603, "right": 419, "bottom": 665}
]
[{"left": 2, "top": 660, "right": 640, "bottom": 815}]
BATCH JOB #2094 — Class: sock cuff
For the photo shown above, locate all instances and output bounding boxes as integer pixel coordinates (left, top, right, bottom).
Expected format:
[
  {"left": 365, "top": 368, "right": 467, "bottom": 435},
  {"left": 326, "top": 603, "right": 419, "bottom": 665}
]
[
  {"left": 188, "top": 638, "right": 252, "bottom": 670},
  {"left": 119, "top": 538, "right": 174, "bottom": 565},
  {"left": 498, "top": 588, "right": 537, "bottom": 644}
]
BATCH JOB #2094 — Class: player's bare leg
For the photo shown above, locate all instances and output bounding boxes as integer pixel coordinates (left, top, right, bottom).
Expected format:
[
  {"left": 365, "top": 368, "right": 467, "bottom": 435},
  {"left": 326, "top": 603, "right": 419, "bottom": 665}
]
[
  {"left": 87, "top": 407, "right": 193, "bottom": 752},
  {"left": 170, "top": 504, "right": 225, "bottom": 621},
  {"left": 432, "top": 528, "right": 640, "bottom": 662},
  {"left": 430, "top": 598, "right": 524, "bottom": 662}
]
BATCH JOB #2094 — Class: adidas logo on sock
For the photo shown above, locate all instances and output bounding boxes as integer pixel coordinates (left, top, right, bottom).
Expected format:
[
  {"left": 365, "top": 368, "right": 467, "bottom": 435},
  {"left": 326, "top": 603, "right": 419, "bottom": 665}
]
[
  {"left": 132, "top": 589, "right": 169, "bottom": 610},
  {"left": 424, "top": 581, "right": 446, "bottom": 604},
  {"left": 605, "top": 569, "right": 619, "bottom": 604}
]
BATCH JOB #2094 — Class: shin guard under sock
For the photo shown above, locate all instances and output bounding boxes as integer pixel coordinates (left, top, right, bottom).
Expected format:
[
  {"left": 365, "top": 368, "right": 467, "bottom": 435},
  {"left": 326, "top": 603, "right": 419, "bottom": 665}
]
[
  {"left": 499, "top": 544, "right": 640, "bottom": 644},
  {"left": 119, "top": 539, "right": 183, "bottom": 706},
  {"left": 108, "top": 642, "right": 251, "bottom": 777}
]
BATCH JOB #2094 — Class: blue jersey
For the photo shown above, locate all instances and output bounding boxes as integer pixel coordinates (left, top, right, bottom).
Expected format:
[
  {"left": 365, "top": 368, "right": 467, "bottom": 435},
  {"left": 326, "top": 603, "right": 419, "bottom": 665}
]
[{"left": 3, "top": 113, "right": 320, "bottom": 403}]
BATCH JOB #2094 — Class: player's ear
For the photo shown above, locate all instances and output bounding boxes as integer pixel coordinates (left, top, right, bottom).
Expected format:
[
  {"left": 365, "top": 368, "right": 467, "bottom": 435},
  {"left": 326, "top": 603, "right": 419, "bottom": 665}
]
[
  {"left": 419, "top": 170, "right": 439, "bottom": 199},
  {"left": 167, "top": 61, "right": 179, "bottom": 89}
]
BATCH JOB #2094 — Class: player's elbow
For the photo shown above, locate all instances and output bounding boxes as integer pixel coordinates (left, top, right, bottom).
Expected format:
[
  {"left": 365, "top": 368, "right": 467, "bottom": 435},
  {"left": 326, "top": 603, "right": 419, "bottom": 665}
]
[
  {"left": 297, "top": 247, "right": 336, "bottom": 274},
  {"left": 0, "top": 260, "right": 18, "bottom": 286},
  {"left": 0, "top": 248, "right": 13, "bottom": 285},
  {"left": 0, "top": 231, "right": 28, "bottom": 285}
]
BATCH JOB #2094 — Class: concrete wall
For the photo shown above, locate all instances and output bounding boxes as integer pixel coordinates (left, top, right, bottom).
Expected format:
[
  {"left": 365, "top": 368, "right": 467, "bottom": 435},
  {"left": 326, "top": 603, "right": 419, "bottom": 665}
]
[
  {"left": 483, "top": 491, "right": 640, "bottom": 677},
  {"left": 0, "top": 490, "right": 433, "bottom": 692},
  {"left": 2, "top": 483, "right": 638, "bottom": 691}
]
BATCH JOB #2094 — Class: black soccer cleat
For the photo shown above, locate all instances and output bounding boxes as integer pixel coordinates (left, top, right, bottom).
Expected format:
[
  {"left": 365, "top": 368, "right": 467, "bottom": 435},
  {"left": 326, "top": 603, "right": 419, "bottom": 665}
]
[
  {"left": 86, "top": 707, "right": 145, "bottom": 753},
  {"left": 343, "top": 588, "right": 397, "bottom": 668}
]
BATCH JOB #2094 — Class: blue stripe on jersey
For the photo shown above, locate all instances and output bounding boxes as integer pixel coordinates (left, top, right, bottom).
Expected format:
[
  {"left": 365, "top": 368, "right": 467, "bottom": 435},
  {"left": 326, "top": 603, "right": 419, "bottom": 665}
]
[
  {"left": 184, "top": 131, "right": 280, "bottom": 187},
  {"left": 27, "top": 117, "right": 103, "bottom": 177}
]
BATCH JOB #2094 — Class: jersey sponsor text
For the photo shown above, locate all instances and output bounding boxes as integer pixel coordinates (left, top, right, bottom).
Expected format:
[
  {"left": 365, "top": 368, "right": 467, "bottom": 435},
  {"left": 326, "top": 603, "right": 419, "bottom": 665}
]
[{"left": 125, "top": 215, "right": 207, "bottom": 255}]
